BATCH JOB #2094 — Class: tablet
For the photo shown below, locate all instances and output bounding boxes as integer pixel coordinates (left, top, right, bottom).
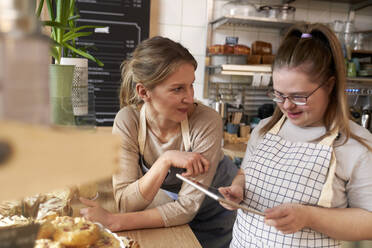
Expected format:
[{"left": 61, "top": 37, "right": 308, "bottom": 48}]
[{"left": 176, "top": 174, "right": 265, "bottom": 216}]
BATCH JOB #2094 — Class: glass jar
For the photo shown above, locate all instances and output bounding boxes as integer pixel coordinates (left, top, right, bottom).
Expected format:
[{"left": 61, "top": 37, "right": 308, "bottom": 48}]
[
  {"left": 222, "top": 0, "right": 257, "bottom": 17},
  {"left": 279, "top": 4, "right": 296, "bottom": 20},
  {"left": 0, "top": 0, "right": 50, "bottom": 125}
]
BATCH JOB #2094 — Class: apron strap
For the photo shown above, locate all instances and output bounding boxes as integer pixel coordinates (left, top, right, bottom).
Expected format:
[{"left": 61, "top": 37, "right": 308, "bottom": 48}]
[
  {"left": 138, "top": 104, "right": 147, "bottom": 155},
  {"left": 268, "top": 115, "right": 286, "bottom": 135},
  {"left": 138, "top": 103, "right": 191, "bottom": 155},
  {"left": 317, "top": 128, "right": 339, "bottom": 207},
  {"left": 181, "top": 119, "right": 191, "bottom": 152}
]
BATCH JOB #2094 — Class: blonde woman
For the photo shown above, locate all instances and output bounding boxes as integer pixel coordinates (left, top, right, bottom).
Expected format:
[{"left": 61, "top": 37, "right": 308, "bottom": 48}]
[
  {"left": 80, "top": 36, "right": 238, "bottom": 248},
  {"left": 219, "top": 23, "right": 372, "bottom": 247}
]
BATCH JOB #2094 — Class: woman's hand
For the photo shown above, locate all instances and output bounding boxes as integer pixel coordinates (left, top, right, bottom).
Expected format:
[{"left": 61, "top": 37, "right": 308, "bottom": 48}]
[
  {"left": 79, "top": 197, "right": 118, "bottom": 231},
  {"left": 218, "top": 185, "right": 244, "bottom": 210},
  {"left": 162, "top": 150, "right": 210, "bottom": 177},
  {"left": 264, "top": 203, "right": 311, "bottom": 234}
]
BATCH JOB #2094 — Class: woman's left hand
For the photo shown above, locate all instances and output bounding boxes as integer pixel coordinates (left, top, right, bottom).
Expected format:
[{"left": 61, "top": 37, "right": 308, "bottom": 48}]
[
  {"left": 264, "top": 203, "right": 311, "bottom": 234},
  {"left": 79, "top": 197, "right": 114, "bottom": 230}
]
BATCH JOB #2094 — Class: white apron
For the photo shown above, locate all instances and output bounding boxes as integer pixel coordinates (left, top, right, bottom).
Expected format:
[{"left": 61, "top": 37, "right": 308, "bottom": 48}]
[
  {"left": 230, "top": 116, "right": 341, "bottom": 248},
  {"left": 138, "top": 103, "right": 238, "bottom": 248}
]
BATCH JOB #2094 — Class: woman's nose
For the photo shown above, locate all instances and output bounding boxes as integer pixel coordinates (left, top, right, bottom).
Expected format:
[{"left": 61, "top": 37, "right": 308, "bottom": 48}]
[
  {"left": 282, "top": 97, "right": 296, "bottom": 110},
  {"left": 183, "top": 88, "right": 194, "bottom": 103}
]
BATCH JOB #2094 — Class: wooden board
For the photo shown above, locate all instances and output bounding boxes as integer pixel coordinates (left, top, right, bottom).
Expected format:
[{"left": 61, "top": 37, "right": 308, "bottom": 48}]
[
  {"left": 119, "top": 225, "right": 202, "bottom": 248},
  {"left": 0, "top": 121, "right": 121, "bottom": 201}
]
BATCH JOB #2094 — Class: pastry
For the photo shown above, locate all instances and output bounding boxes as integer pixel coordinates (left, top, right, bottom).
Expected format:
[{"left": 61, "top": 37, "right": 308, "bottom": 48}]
[
  {"left": 34, "top": 239, "right": 64, "bottom": 248},
  {"left": 52, "top": 216, "right": 100, "bottom": 247}
]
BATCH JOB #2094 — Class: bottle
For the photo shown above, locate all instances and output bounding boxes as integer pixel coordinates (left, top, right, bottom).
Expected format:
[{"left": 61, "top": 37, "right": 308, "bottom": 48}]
[{"left": 0, "top": 0, "right": 50, "bottom": 124}]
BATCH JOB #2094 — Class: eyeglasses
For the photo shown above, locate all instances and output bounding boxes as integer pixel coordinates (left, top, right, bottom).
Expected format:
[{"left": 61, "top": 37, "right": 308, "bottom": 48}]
[{"left": 267, "top": 82, "right": 326, "bottom": 106}]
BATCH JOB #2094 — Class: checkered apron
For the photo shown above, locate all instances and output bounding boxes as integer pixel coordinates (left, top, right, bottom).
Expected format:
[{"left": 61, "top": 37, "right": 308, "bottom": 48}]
[{"left": 230, "top": 116, "right": 341, "bottom": 248}]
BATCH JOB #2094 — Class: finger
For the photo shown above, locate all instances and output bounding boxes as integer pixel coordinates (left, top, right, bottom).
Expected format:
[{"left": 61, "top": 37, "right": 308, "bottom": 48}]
[
  {"left": 182, "top": 163, "right": 194, "bottom": 177},
  {"left": 200, "top": 156, "right": 210, "bottom": 172},
  {"left": 197, "top": 159, "right": 204, "bottom": 174},
  {"left": 274, "top": 216, "right": 293, "bottom": 228},
  {"left": 219, "top": 201, "right": 238, "bottom": 211},
  {"left": 80, "top": 197, "right": 99, "bottom": 207},
  {"left": 80, "top": 207, "right": 89, "bottom": 216},
  {"left": 264, "top": 206, "right": 287, "bottom": 219},
  {"left": 218, "top": 187, "right": 230, "bottom": 198},
  {"left": 192, "top": 161, "right": 200, "bottom": 176}
]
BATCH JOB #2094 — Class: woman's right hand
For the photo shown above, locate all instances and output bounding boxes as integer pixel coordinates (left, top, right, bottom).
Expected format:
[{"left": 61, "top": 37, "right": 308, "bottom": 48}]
[
  {"left": 218, "top": 185, "right": 244, "bottom": 210},
  {"left": 162, "top": 150, "right": 210, "bottom": 177}
]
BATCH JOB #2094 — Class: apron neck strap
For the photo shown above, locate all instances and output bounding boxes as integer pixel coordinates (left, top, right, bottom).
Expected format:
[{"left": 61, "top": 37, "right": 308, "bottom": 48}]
[
  {"left": 138, "top": 103, "right": 191, "bottom": 155},
  {"left": 268, "top": 115, "right": 286, "bottom": 135},
  {"left": 268, "top": 115, "right": 339, "bottom": 146}
]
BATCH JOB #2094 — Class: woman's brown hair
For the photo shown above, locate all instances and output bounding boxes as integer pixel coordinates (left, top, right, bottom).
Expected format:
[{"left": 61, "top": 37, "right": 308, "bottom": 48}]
[
  {"left": 260, "top": 23, "right": 371, "bottom": 151},
  {"left": 119, "top": 36, "right": 197, "bottom": 108}
]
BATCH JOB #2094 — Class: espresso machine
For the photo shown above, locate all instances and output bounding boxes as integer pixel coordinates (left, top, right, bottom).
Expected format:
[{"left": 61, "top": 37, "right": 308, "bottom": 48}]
[{"left": 347, "top": 86, "right": 372, "bottom": 132}]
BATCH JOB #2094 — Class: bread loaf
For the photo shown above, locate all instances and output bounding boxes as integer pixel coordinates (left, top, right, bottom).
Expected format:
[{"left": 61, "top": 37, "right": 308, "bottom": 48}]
[
  {"left": 251, "top": 41, "right": 272, "bottom": 55},
  {"left": 233, "top": 44, "right": 250, "bottom": 55},
  {"left": 208, "top": 44, "right": 223, "bottom": 54}
]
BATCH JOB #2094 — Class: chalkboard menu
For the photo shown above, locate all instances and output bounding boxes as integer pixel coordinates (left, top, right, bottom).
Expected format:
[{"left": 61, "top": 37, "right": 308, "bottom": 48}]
[{"left": 75, "top": 0, "right": 150, "bottom": 126}]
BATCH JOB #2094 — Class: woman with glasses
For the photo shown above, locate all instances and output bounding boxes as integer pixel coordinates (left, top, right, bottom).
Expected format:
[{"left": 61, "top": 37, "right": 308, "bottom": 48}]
[{"left": 219, "top": 23, "right": 372, "bottom": 247}]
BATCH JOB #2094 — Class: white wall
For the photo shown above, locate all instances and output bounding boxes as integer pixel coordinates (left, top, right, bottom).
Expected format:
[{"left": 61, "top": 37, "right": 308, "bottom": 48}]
[{"left": 150, "top": 0, "right": 372, "bottom": 103}]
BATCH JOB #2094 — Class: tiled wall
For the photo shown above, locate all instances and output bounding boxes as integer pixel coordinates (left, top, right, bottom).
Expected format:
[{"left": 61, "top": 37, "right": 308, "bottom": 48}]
[
  {"left": 150, "top": 0, "right": 209, "bottom": 103},
  {"left": 150, "top": 0, "right": 372, "bottom": 103}
]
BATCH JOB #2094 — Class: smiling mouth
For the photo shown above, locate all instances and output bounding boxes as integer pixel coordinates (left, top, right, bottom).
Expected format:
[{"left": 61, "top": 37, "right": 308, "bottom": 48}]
[
  {"left": 287, "top": 111, "right": 302, "bottom": 118},
  {"left": 178, "top": 108, "right": 188, "bottom": 113}
]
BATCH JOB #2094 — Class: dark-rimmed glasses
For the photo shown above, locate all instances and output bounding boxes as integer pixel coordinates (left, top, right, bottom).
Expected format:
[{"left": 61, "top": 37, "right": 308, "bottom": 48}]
[{"left": 267, "top": 81, "right": 327, "bottom": 106}]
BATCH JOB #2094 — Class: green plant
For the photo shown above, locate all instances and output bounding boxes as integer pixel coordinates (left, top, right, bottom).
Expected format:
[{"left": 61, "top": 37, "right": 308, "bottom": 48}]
[{"left": 36, "top": 0, "right": 104, "bottom": 66}]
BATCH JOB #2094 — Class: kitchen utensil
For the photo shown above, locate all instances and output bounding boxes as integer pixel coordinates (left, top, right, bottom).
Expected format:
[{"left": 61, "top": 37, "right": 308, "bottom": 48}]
[
  {"left": 361, "top": 110, "right": 371, "bottom": 129},
  {"left": 176, "top": 174, "right": 265, "bottom": 216},
  {"left": 214, "top": 94, "right": 227, "bottom": 119}
]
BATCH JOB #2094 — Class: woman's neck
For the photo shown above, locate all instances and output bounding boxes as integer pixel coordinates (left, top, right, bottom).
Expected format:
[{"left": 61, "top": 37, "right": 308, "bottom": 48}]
[{"left": 145, "top": 106, "right": 180, "bottom": 143}]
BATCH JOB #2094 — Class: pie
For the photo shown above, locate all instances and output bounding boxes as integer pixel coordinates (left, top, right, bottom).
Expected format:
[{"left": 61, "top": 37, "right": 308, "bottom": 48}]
[
  {"left": 34, "top": 239, "right": 64, "bottom": 248},
  {"left": 35, "top": 216, "right": 140, "bottom": 248},
  {"left": 52, "top": 216, "right": 100, "bottom": 247}
]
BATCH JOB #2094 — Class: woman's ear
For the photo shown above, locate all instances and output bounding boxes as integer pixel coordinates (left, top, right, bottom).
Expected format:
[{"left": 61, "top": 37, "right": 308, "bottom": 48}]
[
  {"left": 136, "top": 83, "right": 150, "bottom": 102},
  {"left": 326, "top": 76, "right": 335, "bottom": 94}
]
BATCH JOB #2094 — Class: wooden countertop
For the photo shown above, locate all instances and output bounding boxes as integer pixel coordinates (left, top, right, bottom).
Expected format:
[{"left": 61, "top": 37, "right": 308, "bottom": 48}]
[
  {"left": 119, "top": 225, "right": 202, "bottom": 248},
  {"left": 222, "top": 142, "right": 247, "bottom": 159}
]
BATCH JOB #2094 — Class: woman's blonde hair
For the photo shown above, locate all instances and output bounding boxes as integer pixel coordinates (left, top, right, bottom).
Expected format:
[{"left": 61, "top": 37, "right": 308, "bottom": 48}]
[
  {"left": 260, "top": 23, "right": 371, "bottom": 151},
  {"left": 119, "top": 36, "right": 197, "bottom": 108}
]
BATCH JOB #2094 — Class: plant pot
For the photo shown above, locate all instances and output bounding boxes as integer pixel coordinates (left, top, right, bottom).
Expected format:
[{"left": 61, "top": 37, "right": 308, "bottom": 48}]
[
  {"left": 49, "top": 64, "right": 75, "bottom": 125},
  {"left": 60, "top": 58, "right": 89, "bottom": 116}
]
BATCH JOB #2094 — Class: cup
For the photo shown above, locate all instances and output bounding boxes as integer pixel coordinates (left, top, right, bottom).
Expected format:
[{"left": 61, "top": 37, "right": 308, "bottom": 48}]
[{"left": 239, "top": 124, "right": 251, "bottom": 138}]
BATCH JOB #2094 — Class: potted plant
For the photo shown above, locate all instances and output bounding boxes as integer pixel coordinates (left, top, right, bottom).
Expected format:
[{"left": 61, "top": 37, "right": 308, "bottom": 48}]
[{"left": 36, "top": 0, "right": 104, "bottom": 125}]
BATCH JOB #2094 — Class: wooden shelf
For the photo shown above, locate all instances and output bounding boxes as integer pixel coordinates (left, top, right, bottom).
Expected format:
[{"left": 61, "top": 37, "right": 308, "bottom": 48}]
[
  {"left": 351, "top": 50, "right": 372, "bottom": 56},
  {"left": 347, "top": 77, "right": 372, "bottom": 83}
]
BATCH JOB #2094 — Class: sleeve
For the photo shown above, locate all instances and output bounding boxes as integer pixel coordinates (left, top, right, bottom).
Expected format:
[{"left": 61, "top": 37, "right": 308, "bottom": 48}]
[
  {"left": 156, "top": 106, "right": 224, "bottom": 227},
  {"left": 346, "top": 150, "right": 372, "bottom": 211},
  {"left": 112, "top": 107, "right": 151, "bottom": 212}
]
